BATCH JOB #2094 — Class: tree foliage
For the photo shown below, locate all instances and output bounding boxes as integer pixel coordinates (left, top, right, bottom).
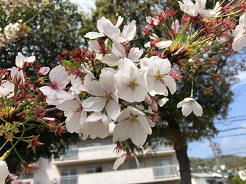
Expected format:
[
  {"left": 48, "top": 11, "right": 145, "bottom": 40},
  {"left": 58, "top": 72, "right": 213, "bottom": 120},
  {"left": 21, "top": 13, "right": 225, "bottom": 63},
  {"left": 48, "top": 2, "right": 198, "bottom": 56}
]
[
  {"left": 0, "top": 0, "right": 83, "bottom": 68},
  {"left": 0, "top": 0, "right": 83, "bottom": 172}
]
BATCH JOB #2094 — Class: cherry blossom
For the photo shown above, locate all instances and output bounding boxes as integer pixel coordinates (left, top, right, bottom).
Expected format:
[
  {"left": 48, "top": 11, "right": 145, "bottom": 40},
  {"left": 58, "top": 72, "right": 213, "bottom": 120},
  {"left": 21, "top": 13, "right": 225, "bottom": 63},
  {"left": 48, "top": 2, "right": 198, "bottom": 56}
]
[
  {"left": 39, "top": 65, "right": 74, "bottom": 100},
  {"left": 177, "top": 97, "right": 203, "bottom": 117},
  {"left": 57, "top": 95, "right": 87, "bottom": 133},
  {"left": 102, "top": 42, "right": 143, "bottom": 66},
  {"left": 10, "top": 67, "right": 25, "bottom": 83},
  {"left": 84, "top": 16, "right": 124, "bottom": 42},
  {"left": 15, "top": 52, "right": 35, "bottom": 68},
  {"left": 115, "top": 58, "right": 148, "bottom": 102},
  {"left": 178, "top": 0, "right": 217, "bottom": 18},
  {"left": 84, "top": 17, "right": 136, "bottom": 43},
  {"left": 82, "top": 70, "right": 120, "bottom": 120},
  {"left": 113, "top": 106, "right": 152, "bottom": 146},
  {"left": 140, "top": 56, "right": 176, "bottom": 96},
  {"left": 144, "top": 35, "right": 172, "bottom": 49},
  {"left": 0, "top": 81, "right": 14, "bottom": 98},
  {"left": 82, "top": 112, "right": 110, "bottom": 139},
  {"left": 232, "top": 13, "right": 246, "bottom": 52},
  {"left": 146, "top": 16, "right": 160, "bottom": 26}
]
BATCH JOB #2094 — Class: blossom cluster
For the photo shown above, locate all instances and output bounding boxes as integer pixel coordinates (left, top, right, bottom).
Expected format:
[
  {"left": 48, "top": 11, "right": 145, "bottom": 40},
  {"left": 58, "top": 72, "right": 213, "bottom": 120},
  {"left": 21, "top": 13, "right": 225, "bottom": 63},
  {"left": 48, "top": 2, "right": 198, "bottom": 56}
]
[
  {"left": 1, "top": 0, "right": 39, "bottom": 14},
  {"left": 0, "top": 22, "right": 29, "bottom": 49},
  {"left": 0, "top": 0, "right": 245, "bottom": 182}
]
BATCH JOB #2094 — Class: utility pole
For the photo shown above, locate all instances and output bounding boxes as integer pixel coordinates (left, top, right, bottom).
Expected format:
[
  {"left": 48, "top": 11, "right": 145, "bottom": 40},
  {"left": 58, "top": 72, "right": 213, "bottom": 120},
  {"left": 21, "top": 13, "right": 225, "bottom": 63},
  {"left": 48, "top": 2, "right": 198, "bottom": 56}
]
[{"left": 208, "top": 137, "right": 226, "bottom": 184}]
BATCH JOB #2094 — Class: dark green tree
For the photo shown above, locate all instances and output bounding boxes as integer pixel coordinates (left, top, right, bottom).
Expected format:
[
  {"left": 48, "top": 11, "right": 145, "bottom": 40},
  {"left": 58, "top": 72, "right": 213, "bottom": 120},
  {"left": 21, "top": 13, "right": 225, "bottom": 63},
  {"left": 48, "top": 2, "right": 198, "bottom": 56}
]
[{"left": 0, "top": 0, "right": 83, "bottom": 68}]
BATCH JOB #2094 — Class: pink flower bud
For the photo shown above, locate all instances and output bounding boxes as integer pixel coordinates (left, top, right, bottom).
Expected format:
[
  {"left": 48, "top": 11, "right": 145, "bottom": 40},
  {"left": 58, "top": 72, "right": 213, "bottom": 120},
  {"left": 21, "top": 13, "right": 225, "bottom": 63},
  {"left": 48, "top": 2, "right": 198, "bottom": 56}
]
[
  {"left": 144, "top": 95, "right": 152, "bottom": 105},
  {"left": 38, "top": 67, "right": 50, "bottom": 75},
  {"left": 150, "top": 101, "right": 158, "bottom": 112}
]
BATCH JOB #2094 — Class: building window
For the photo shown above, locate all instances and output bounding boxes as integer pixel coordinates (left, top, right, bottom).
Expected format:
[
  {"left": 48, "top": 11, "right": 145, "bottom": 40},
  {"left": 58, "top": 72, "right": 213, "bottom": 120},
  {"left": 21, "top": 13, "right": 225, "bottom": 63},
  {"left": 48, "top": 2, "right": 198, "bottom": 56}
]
[
  {"left": 86, "top": 166, "right": 103, "bottom": 174},
  {"left": 60, "top": 169, "right": 78, "bottom": 184},
  {"left": 153, "top": 160, "right": 172, "bottom": 178},
  {"left": 63, "top": 145, "right": 78, "bottom": 160}
]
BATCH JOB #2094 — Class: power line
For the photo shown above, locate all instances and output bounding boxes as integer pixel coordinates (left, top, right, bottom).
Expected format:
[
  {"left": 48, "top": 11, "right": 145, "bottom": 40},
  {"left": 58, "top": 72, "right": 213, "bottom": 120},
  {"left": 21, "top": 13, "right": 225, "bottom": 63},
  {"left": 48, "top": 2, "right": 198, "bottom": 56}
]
[
  {"left": 215, "top": 115, "right": 246, "bottom": 121},
  {"left": 214, "top": 133, "right": 246, "bottom": 139},
  {"left": 206, "top": 146, "right": 246, "bottom": 158},
  {"left": 222, "top": 147, "right": 246, "bottom": 154},
  {"left": 220, "top": 151, "right": 246, "bottom": 156},
  {"left": 219, "top": 127, "right": 246, "bottom": 132},
  {"left": 215, "top": 118, "right": 246, "bottom": 125}
]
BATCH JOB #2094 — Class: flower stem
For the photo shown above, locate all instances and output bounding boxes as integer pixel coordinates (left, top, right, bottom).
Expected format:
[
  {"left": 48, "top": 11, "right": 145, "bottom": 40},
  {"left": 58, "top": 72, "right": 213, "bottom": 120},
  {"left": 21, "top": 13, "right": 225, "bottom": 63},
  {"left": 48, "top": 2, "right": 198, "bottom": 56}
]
[{"left": 190, "top": 79, "right": 194, "bottom": 98}]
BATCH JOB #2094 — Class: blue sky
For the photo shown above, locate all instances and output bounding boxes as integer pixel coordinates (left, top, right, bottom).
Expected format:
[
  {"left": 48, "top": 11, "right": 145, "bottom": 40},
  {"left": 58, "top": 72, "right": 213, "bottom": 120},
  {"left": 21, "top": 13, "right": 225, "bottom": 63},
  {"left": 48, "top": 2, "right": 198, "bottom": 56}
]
[
  {"left": 69, "top": 0, "right": 246, "bottom": 159},
  {"left": 188, "top": 76, "right": 246, "bottom": 158}
]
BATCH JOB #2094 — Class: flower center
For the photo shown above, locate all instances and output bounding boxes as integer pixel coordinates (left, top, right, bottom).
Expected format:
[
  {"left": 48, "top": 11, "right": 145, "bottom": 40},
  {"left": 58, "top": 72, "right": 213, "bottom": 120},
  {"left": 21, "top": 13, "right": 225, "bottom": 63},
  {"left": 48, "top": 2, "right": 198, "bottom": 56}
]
[
  {"left": 129, "top": 114, "right": 138, "bottom": 123},
  {"left": 128, "top": 78, "right": 139, "bottom": 90},
  {"left": 154, "top": 70, "right": 164, "bottom": 81},
  {"left": 103, "top": 92, "right": 112, "bottom": 101},
  {"left": 50, "top": 81, "right": 59, "bottom": 89},
  {"left": 76, "top": 105, "right": 83, "bottom": 112}
]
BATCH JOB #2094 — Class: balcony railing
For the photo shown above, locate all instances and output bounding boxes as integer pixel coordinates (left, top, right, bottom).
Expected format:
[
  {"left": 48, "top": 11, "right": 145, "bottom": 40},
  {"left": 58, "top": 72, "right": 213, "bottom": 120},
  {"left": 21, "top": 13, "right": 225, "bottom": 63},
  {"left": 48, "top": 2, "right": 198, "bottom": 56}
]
[
  {"left": 54, "top": 144, "right": 175, "bottom": 165},
  {"left": 55, "top": 165, "right": 180, "bottom": 184},
  {"left": 60, "top": 175, "right": 78, "bottom": 184},
  {"left": 153, "top": 165, "right": 180, "bottom": 179}
]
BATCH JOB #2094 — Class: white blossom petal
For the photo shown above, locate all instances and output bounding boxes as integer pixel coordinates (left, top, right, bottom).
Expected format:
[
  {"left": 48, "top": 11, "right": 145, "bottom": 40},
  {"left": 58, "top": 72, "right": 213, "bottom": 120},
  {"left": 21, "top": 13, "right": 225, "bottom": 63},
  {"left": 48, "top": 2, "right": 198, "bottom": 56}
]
[
  {"left": 121, "top": 20, "right": 136, "bottom": 42},
  {"left": 163, "top": 75, "right": 177, "bottom": 94},
  {"left": 106, "top": 99, "right": 121, "bottom": 120},
  {"left": 155, "top": 40, "right": 172, "bottom": 49},
  {"left": 113, "top": 155, "right": 126, "bottom": 170},
  {"left": 158, "top": 98, "right": 169, "bottom": 107},
  {"left": 193, "top": 101, "right": 203, "bottom": 116},
  {"left": 82, "top": 97, "right": 107, "bottom": 112},
  {"left": 0, "top": 160, "right": 9, "bottom": 184},
  {"left": 102, "top": 54, "right": 120, "bottom": 66},
  {"left": 112, "top": 42, "right": 126, "bottom": 58},
  {"left": 128, "top": 48, "right": 143, "bottom": 62},
  {"left": 181, "top": 104, "right": 193, "bottom": 117},
  {"left": 84, "top": 32, "right": 104, "bottom": 39},
  {"left": 115, "top": 16, "right": 124, "bottom": 27},
  {"left": 39, "top": 86, "right": 56, "bottom": 99}
]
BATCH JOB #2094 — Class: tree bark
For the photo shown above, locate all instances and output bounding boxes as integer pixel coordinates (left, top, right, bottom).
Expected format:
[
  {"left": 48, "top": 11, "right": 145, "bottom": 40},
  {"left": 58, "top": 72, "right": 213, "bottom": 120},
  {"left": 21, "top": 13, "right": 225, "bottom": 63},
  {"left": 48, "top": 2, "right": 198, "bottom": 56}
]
[{"left": 174, "top": 142, "right": 192, "bottom": 184}]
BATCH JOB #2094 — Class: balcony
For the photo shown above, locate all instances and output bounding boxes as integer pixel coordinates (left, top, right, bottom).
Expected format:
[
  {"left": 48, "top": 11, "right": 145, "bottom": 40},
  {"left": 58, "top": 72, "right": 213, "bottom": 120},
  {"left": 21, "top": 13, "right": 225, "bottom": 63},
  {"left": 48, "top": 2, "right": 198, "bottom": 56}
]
[
  {"left": 56, "top": 165, "right": 180, "bottom": 184},
  {"left": 53, "top": 144, "right": 175, "bottom": 166}
]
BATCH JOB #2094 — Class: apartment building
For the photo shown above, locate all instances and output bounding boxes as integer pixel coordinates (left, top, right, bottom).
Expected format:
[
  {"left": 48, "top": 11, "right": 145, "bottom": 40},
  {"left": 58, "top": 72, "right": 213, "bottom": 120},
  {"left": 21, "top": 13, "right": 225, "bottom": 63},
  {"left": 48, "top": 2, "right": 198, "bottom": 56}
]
[{"left": 20, "top": 126, "right": 180, "bottom": 184}]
